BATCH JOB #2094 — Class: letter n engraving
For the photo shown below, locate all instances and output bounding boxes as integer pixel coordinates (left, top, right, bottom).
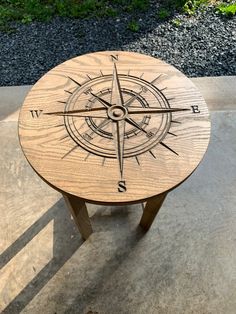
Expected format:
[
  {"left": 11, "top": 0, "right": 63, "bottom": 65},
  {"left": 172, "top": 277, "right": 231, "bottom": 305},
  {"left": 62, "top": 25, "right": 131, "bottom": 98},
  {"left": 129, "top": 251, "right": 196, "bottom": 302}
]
[{"left": 110, "top": 54, "right": 119, "bottom": 62}]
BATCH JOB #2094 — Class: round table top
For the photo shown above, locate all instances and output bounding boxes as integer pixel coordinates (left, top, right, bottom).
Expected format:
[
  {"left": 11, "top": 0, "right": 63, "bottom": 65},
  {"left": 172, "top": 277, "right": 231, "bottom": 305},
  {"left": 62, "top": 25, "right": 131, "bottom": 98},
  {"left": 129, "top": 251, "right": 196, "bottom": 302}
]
[{"left": 18, "top": 51, "right": 211, "bottom": 204}]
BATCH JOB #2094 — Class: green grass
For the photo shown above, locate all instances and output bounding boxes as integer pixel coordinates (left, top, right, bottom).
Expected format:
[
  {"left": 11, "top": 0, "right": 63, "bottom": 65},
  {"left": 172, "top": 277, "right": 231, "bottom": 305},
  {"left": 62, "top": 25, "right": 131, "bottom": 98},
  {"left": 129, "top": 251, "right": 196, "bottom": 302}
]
[
  {"left": 172, "top": 18, "right": 182, "bottom": 26},
  {"left": 0, "top": 0, "right": 212, "bottom": 27},
  {"left": 0, "top": 0, "right": 232, "bottom": 33},
  {"left": 125, "top": 0, "right": 149, "bottom": 12},
  {"left": 127, "top": 19, "right": 139, "bottom": 32},
  {"left": 182, "top": 0, "right": 209, "bottom": 15},
  {"left": 0, "top": 0, "right": 112, "bottom": 23},
  {"left": 157, "top": 0, "right": 210, "bottom": 20},
  {"left": 157, "top": 8, "right": 171, "bottom": 20},
  {"left": 216, "top": 2, "right": 236, "bottom": 17},
  {"left": 0, "top": 0, "right": 149, "bottom": 27}
]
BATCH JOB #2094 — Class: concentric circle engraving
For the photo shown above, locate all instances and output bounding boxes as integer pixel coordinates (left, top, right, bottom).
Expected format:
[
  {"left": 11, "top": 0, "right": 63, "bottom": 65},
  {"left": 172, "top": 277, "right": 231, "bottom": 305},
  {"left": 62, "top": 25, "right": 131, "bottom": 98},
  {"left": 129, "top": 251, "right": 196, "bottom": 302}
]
[{"left": 64, "top": 74, "right": 171, "bottom": 158}]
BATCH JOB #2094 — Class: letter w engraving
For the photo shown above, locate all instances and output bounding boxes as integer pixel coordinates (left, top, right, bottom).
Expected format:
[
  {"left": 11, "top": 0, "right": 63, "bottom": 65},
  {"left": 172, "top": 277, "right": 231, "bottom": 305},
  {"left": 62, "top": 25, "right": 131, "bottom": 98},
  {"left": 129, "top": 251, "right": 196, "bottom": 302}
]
[{"left": 30, "top": 110, "right": 43, "bottom": 118}]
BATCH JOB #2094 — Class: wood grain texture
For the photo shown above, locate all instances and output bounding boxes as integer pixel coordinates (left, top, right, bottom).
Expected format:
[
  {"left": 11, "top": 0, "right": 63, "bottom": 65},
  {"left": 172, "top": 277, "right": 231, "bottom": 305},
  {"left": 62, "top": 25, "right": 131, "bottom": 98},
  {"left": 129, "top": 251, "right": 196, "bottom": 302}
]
[
  {"left": 18, "top": 51, "right": 211, "bottom": 204},
  {"left": 63, "top": 193, "right": 92, "bottom": 240},
  {"left": 140, "top": 192, "right": 168, "bottom": 230}
]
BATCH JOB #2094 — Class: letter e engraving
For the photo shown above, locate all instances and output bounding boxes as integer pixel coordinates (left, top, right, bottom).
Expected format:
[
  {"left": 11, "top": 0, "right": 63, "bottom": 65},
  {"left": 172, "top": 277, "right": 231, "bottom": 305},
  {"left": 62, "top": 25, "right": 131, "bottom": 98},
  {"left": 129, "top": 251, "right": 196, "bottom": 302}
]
[
  {"left": 191, "top": 105, "right": 200, "bottom": 113},
  {"left": 118, "top": 180, "right": 126, "bottom": 192}
]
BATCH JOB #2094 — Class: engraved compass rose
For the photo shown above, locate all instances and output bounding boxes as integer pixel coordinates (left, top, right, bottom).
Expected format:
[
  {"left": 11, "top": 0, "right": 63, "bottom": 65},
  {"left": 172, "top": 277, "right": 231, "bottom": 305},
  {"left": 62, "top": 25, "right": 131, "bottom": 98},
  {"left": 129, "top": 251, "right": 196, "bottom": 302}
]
[
  {"left": 19, "top": 51, "right": 210, "bottom": 203},
  {"left": 45, "top": 58, "right": 188, "bottom": 190}
]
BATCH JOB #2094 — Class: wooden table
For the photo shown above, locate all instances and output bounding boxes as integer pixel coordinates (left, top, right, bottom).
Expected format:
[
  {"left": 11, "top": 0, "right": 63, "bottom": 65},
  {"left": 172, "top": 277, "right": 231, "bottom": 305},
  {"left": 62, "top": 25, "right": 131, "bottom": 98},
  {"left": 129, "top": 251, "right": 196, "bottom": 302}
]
[{"left": 18, "top": 51, "right": 211, "bottom": 240}]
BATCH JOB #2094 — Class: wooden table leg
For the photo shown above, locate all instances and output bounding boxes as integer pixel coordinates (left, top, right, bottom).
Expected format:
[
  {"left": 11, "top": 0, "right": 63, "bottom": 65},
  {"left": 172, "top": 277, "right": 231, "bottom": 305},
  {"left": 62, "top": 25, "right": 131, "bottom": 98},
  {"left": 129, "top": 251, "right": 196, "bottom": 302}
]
[
  {"left": 139, "top": 192, "right": 168, "bottom": 231},
  {"left": 62, "top": 193, "right": 93, "bottom": 240}
]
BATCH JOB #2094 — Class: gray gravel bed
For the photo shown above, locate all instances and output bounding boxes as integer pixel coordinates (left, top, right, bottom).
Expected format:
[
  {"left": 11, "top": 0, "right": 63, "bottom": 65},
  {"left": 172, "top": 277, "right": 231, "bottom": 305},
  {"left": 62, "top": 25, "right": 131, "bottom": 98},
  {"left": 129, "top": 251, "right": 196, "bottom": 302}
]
[{"left": 0, "top": 5, "right": 235, "bottom": 86}]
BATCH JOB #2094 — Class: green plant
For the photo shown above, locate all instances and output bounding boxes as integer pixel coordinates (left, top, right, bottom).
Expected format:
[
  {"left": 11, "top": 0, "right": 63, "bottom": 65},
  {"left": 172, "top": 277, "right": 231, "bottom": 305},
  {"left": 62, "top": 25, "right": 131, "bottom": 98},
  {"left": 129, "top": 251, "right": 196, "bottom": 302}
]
[
  {"left": 0, "top": 0, "right": 151, "bottom": 31},
  {"left": 0, "top": 4, "right": 20, "bottom": 22},
  {"left": 0, "top": 21, "right": 16, "bottom": 33},
  {"left": 172, "top": 18, "right": 182, "bottom": 26},
  {"left": 22, "top": 0, "right": 53, "bottom": 21},
  {"left": 127, "top": 19, "right": 139, "bottom": 32},
  {"left": 159, "top": 0, "right": 189, "bottom": 11},
  {"left": 105, "top": 7, "right": 118, "bottom": 17},
  {"left": 130, "top": 0, "right": 149, "bottom": 11},
  {"left": 157, "top": 8, "right": 171, "bottom": 20},
  {"left": 183, "top": 0, "right": 209, "bottom": 15},
  {"left": 120, "top": 0, "right": 149, "bottom": 12},
  {"left": 216, "top": 3, "right": 236, "bottom": 17},
  {"left": 21, "top": 14, "right": 32, "bottom": 24},
  {"left": 0, "top": 0, "right": 214, "bottom": 32}
]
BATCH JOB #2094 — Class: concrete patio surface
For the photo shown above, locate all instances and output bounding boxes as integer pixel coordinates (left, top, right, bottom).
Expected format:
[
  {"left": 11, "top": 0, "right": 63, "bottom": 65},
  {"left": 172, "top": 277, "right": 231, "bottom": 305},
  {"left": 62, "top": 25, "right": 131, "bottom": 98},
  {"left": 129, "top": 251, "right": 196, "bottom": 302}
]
[{"left": 0, "top": 77, "right": 236, "bottom": 314}]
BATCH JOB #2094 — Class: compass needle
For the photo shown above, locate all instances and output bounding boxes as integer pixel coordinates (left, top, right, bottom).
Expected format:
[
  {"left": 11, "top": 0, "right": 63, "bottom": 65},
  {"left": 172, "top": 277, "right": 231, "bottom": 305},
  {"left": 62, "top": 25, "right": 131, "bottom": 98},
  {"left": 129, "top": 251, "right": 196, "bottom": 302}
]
[
  {"left": 110, "top": 62, "right": 124, "bottom": 106},
  {"left": 124, "top": 116, "right": 147, "bottom": 134},
  {"left": 45, "top": 107, "right": 108, "bottom": 119},
  {"left": 89, "top": 92, "right": 112, "bottom": 108},
  {"left": 57, "top": 113, "right": 107, "bottom": 118},
  {"left": 127, "top": 107, "right": 190, "bottom": 115},
  {"left": 45, "top": 107, "right": 107, "bottom": 115},
  {"left": 112, "top": 120, "right": 125, "bottom": 178}
]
